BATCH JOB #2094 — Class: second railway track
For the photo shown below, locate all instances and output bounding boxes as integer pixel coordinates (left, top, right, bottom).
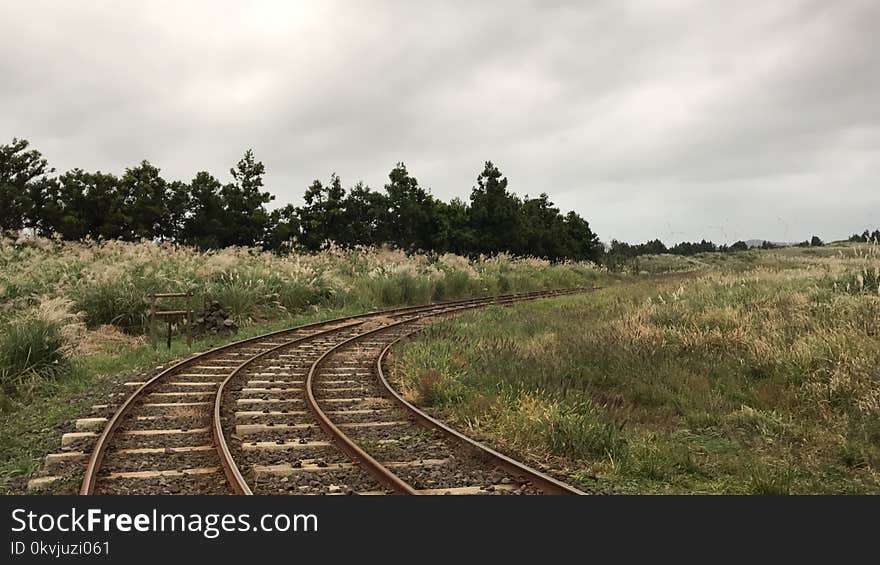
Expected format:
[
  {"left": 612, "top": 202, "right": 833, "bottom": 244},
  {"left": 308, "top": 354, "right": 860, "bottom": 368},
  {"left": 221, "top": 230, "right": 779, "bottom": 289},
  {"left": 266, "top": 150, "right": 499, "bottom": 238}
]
[{"left": 80, "top": 288, "right": 594, "bottom": 495}]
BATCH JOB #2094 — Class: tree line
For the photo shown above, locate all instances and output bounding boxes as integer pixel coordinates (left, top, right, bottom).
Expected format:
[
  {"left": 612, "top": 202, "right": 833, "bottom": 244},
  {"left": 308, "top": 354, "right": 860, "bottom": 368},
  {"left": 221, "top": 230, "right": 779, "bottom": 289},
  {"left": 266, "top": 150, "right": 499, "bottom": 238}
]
[
  {"left": 605, "top": 238, "right": 749, "bottom": 260},
  {"left": 4, "top": 137, "right": 863, "bottom": 264},
  {"left": 849, "top": 229, "right": 880, "bottom": 243},
  {"left": 602, "top": 233, "right": 836, "bottom": 267},
  {"left": 0, "top": 138, "right": 602, "bottom": 261}
]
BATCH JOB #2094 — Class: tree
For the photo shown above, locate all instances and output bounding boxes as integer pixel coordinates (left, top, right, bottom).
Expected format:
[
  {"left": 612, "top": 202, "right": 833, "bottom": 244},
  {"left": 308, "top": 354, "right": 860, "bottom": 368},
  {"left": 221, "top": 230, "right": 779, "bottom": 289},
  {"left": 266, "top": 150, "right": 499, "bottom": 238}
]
[
  {"left": 641, "top": 239, "right": 668, "bottom": 255},
  {"left": 852, "top": 229, "right": 880, "bottom": 243},
  {"left": 165, "top": 180, "right": 191, "bottom": 242},
  {"left": 439, "top": 197, "right": 473, "bottom": 254},
  {"left": 180, "top": 172, "right": 224, "bottom": 249},
  {"left": 297, "top": 174, "right": 349, "bottom": 250},
  {"left": 670, "top": 239, "right": 718, "bottom": 255},
  {"left": 810, "top": 235, "right": 824, "bottom": 247},
  {"left": 467, "top": 161, "right": 522, "bottom": 255},
  {"left": 343, "top": 181, "right": 387, "bottom": 247},
  {"left": 219, "top": 149, "right": 274, "bottom": 247},
  {"left": 849, "top": 230, "right": 872, "bottom": 243},
  {"left": 383, "top": 163, "right": 437, "bottom": 251},
  {"left": 520, "top": 194, "right": 564, "bottom": 259},
  {"left": 44, "top": 170, "right": 89, "bottom": 240},
  {"left": 24, "top": 176, "right": 63, "bottom": 236},
  {"left": 45, "top": 169, "right": 125, "bottom": 240},
  {"left": 265, "top": 204, "right": 301, "bottom": 251},
  {"left": 0, "top": 138, "right": 54, "bottom": 233},
  {"left": 562, "top": 211, "right": 602, "bottom": 261},
  {"left": 118, "top": 160, "right": 170, "bottom": 240}
]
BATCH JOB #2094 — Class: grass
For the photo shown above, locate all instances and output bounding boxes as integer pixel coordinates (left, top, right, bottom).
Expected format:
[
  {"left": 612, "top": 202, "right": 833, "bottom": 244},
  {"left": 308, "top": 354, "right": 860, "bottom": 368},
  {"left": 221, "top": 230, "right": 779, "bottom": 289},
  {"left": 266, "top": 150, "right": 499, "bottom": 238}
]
[
  {"left": 391, "top": 242, "right": 880, "bottom": 494},
  {"left": 0, "top": 298, "right": 80, "bottom": 399},
  {"left": 0, "top": 237, "right": 605, "bottom": 492},
  {"left": 0, "top": 239, "right": 604, "bottom": 330},
  {"left": 0, "top": 239, "right": 604, "bottom": 395}
]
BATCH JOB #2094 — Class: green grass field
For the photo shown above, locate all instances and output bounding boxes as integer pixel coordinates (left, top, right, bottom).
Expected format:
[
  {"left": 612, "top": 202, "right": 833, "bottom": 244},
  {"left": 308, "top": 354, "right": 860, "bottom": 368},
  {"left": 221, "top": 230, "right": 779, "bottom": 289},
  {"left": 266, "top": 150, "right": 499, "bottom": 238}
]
[{"left": 391, "top": 243, "right": 880, "bottom": 493}]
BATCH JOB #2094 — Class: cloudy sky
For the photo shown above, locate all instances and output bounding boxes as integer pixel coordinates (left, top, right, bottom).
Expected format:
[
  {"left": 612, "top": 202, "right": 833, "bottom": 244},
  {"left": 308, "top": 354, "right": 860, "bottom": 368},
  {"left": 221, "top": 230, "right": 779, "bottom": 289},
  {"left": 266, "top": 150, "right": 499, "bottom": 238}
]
[{"left": 1, "top": 1, "right": 878, "bottom": 244}]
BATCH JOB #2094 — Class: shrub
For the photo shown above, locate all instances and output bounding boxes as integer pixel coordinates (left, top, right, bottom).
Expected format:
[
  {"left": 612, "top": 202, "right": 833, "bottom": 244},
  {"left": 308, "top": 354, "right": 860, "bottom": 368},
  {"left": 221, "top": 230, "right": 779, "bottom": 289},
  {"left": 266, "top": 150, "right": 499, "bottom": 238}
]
[
  {"left": 0, "top": 299, "right": 80, "bottom": 394},
  {"left": 69, "top": 280, "right": 148, "bottom": 333},
  {"left": 414, "top": 369, "right": 444, "bottom": 405},
  {"left": 355, "top": 273, "right": 435, "bottom": 308},
  {"left": 747, "top": 464, "right": 794, "bottom": 495},
  {"left": 433, "top": 270, "right": 477, "bottom": 301},
  {"left": 277, "top": 281, "right": 326, "bottom": 313},
  {"left": 512, "top": 397, "right": 628, "bottom": 461}
]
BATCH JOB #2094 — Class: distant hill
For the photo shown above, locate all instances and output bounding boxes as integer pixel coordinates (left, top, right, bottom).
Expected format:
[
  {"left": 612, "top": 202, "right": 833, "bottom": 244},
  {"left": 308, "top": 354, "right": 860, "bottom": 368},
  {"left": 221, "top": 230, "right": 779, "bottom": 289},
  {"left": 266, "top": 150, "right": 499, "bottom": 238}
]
[{"left": 744, "top": 239, "right": 793, "bottom": 248}]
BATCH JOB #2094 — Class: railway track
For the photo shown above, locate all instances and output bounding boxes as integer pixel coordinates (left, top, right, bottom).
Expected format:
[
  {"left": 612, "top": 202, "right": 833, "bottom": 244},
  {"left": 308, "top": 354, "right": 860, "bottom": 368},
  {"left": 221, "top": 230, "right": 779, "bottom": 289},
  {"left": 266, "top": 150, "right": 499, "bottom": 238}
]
[{"left": 79, "top": 288, "right": 594, "bottom": 495}]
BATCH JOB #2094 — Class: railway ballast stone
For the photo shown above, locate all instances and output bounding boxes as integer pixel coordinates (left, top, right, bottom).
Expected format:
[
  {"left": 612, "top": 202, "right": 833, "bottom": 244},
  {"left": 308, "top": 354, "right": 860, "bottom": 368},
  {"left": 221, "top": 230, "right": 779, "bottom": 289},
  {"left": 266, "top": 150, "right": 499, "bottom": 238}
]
[{"left": 192, "top": 301, "right": 238, "bottom": 337}]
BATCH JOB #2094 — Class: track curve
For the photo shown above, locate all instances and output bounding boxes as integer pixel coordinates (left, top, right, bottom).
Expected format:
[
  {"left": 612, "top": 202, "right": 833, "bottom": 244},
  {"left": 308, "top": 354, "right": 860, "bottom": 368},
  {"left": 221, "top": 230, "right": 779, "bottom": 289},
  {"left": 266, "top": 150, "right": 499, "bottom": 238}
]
[{"left": 81, "top": 288, "right": 592, "bottom": 495}]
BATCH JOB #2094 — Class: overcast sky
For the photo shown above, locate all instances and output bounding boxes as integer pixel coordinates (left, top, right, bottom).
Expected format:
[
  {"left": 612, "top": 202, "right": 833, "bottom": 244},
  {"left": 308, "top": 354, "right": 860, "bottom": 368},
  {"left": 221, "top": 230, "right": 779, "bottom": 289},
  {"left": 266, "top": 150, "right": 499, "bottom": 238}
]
[{"left": 1, "top": 1, "right": 878, "bottom": 244}]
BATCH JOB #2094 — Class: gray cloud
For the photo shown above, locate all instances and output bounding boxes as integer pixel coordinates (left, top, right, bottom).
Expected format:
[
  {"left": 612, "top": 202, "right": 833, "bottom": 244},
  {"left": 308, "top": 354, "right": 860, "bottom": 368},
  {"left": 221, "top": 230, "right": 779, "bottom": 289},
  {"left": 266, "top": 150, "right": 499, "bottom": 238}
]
[{"left": 1, "top": 0, "right": 877, "bottom": 243}]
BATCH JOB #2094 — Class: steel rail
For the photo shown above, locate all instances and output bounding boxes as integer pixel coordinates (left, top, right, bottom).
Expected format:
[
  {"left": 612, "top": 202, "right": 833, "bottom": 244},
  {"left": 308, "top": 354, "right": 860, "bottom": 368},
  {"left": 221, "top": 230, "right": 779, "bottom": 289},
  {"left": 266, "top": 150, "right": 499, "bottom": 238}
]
[
  {"left": 216, "top": 293, "right": 555, "bottom": 494},
  {"left": 80, "top": 315, "right": 366, "bottom": 495},
  {"left": 213, "top": 320, "right": 367, "bottom": 494},
  {"left": 301, "top": 289, "right": 590, "bottom": 495},
  {"left": 81, "top": 288, "right": 578, "bottom": 495},
  {"left": 80, "top": 293, "right": 527, "bottom": 495}
]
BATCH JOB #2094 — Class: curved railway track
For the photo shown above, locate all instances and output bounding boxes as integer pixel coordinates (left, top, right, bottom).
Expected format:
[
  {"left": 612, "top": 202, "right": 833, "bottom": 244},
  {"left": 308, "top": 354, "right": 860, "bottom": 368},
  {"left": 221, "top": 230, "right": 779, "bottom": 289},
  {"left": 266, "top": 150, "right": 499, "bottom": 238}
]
[{"left": 80, "top": 288, "right": 594, "bottom": 495}]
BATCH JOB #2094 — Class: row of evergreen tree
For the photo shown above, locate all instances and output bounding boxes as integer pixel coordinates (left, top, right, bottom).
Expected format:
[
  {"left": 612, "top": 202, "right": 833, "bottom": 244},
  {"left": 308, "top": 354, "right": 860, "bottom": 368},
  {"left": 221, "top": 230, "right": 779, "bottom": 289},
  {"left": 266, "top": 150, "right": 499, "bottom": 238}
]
[
  {"left": 0, "top": 138, "right": 603, "bottom": 261},
  {"left": 606, "top": 238, "right": 747, "bottom": 259},
  {"left": 4, "top": 138, "right": 860, "bottom": 264},
  {"left": 849, "top": 229, "right": 880, "bottom": 243}
]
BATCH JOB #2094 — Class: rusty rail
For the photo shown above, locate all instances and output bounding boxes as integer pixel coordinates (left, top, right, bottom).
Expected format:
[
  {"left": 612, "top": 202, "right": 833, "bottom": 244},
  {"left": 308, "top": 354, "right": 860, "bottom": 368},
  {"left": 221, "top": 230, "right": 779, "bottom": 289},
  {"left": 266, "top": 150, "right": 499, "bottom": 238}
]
[
  {"left": 218, "top": 295, "right": 550, "bottom": 494},
  {"left": 81, "top": 287, "right": 589, "bottom": 495},
  {"left": 298, "top": 289, "right": 592, "bottom": 495},
  {"left": 213, "top": 320, "right": 366, "bottom": 495}
]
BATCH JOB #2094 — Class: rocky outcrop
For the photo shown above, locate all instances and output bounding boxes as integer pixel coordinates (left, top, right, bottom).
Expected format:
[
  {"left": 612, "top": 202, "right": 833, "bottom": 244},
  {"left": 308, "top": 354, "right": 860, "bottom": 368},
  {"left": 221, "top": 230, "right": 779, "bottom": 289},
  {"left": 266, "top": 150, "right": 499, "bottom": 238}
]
[{"left": 192, "top": 301, "right": 238, "bottom": 337}]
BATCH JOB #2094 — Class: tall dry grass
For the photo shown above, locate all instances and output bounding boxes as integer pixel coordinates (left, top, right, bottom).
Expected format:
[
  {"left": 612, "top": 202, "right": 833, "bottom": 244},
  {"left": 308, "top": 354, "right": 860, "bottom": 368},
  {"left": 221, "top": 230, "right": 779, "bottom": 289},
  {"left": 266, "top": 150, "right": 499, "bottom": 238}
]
[
  {"left": 0, "top": 237, "right": 602, "bottom": 396},
  {"left": 392, "top": 242, "right": 880, "bottom": 493}
]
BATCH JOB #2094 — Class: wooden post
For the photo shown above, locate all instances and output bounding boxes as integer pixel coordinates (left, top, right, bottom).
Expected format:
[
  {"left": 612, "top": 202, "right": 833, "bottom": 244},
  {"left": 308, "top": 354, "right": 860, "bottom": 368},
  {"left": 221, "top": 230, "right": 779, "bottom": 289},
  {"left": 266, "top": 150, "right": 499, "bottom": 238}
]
[
  {"left": 149, "top": 294, "right": 157, "bottom": 351},
  {"left": 148, "top": 290, "right": 196, "bottom": 351},
  {"left": 186, "top": 291, "right": 193, "bottom": 348}
]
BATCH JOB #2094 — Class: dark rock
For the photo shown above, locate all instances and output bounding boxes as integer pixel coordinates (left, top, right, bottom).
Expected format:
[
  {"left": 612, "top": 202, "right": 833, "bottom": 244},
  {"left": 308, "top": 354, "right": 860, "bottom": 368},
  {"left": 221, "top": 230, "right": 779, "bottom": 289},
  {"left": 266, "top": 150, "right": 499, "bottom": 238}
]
[{"left": 191, "top": 300, "right": 238, "bottom": 337}]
